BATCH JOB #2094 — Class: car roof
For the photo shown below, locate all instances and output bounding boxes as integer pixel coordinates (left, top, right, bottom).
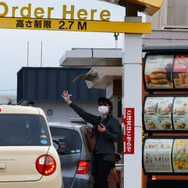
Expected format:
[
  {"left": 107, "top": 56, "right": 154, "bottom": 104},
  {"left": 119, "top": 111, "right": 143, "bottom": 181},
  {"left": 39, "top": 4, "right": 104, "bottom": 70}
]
[{"left": 0, "top": 105, "right": 44, "bottom": 115}]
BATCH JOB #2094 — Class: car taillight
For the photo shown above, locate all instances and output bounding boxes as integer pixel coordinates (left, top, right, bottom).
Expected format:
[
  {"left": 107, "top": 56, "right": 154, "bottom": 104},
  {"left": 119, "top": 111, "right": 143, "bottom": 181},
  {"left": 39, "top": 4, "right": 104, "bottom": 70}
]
[
  {"left": 76, "top": 161, "right": 90, "bottom": 175},
  {"left": 36, "top": 155, "right": 56, "bottom": 176}
]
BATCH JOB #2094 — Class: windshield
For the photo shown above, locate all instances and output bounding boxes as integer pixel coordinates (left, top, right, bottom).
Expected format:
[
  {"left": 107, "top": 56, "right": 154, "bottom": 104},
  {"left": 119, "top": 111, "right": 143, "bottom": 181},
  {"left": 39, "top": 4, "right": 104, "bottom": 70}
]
[{"left": 0, "top": 114, "right": 50, "bottom": 146}]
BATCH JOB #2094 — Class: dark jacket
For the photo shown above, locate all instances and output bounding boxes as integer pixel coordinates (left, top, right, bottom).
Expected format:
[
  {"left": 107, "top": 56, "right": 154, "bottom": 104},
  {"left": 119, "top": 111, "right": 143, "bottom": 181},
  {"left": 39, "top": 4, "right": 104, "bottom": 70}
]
[{"left": 69, "top": 102, "right": 120, "bottom": 155}]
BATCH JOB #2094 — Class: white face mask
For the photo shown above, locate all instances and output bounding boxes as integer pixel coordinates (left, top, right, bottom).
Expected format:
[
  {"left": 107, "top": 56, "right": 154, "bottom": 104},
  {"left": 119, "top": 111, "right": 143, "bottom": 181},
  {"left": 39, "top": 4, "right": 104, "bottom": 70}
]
[{"left": 98, "top": 106, "right": 109, "bottom": 114}]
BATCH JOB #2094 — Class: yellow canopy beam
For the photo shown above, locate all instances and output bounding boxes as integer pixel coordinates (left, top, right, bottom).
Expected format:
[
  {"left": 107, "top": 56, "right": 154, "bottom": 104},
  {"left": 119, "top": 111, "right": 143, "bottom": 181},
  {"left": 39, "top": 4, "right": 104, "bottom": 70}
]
[{"left": 0, "top": 17, "right": 151, "bottom": 34}]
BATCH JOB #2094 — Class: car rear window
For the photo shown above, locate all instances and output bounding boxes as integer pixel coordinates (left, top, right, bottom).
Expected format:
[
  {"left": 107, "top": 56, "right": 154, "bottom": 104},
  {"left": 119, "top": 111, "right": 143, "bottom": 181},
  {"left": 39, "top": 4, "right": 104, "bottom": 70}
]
[
  {"left": 50, "top": 127, "right": 82, "bottom": 155},
  {"left": 0, "top": 114, "right": 50, "bottom": 146}
]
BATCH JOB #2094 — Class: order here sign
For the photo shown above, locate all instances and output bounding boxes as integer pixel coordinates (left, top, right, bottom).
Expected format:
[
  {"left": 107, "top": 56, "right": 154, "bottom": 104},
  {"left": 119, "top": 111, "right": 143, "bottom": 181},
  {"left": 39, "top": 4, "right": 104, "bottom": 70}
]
[{"left": 124, "top": 108, "right": 135, "bottom": 154}]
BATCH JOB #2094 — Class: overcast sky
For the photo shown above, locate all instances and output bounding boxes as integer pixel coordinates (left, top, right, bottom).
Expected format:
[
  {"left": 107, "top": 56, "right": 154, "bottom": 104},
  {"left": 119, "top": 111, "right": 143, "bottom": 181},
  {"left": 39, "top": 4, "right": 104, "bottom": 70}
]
[{"left": 0, "top": 0, "right": 144, "bottom": 96}]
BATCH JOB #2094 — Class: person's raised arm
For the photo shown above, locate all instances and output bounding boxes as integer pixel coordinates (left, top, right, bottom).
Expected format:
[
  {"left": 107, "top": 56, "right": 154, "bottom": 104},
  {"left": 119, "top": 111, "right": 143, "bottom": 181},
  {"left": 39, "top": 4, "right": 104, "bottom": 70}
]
[{"left": 61, "top": 90, "right": 98, "bottom": 125}]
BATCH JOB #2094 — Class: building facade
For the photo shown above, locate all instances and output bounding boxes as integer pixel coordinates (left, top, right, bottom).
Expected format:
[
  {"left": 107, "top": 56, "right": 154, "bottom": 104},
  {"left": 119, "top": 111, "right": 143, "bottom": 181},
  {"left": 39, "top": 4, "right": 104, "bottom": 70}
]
[{"left": 17, "top": 67, "right": 106, "bottom": 123}]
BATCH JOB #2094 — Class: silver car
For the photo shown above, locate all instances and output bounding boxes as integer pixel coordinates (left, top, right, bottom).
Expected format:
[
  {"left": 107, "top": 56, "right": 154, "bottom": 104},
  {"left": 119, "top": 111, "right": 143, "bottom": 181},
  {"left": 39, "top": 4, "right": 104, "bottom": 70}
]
[{"left": 49, "top": 122, "right": 120, "bottom": 188}]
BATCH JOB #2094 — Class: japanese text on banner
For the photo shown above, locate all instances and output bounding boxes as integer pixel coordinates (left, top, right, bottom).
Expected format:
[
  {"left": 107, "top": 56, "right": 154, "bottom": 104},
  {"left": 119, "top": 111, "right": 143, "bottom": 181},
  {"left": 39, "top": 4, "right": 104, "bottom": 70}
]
[{"left": 124, "top": 108, "right": 135, "bottom": 154}]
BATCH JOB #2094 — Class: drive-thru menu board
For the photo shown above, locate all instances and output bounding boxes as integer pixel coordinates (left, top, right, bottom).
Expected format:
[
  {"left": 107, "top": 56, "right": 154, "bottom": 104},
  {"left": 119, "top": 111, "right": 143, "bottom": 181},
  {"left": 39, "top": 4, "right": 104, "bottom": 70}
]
[
  {"left": 143, "top": 139, "right": 173, "bottom": 173},
  {"left": 144, "top": 54, "right": 188, "bottom": 91},
  {"left": 143, "top": 53, "right": 188, "bottom": 176},
  {"left": 144, "top": 97, "right": 174, "bottom": 131}
]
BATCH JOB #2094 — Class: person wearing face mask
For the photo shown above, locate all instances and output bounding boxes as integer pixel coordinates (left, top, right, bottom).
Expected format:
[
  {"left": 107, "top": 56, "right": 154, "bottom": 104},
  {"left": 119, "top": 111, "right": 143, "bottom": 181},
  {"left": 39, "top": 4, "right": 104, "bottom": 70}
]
[{"left": 61, "top": 90, "right": 120, "bottom": 188}]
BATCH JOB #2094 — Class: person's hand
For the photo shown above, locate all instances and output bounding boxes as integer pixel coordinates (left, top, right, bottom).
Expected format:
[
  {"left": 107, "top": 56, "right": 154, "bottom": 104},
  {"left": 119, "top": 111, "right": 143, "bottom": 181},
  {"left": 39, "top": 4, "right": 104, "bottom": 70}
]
[
  {"left": 98, "top": 124, "right": 106, "bottom": 133},
  {"left": 61, "top": 90, "right": 72, "bottom": 105}
]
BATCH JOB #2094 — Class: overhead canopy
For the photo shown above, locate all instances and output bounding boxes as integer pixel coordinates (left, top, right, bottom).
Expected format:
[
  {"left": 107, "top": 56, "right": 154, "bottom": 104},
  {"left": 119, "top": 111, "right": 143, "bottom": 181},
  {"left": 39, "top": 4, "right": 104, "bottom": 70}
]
[
  {"left": 73, "top": 67, "right": 122, "bottom": 89},
  {"left": 59, "top": 48, "right": 122, "bottom": 67},
  {"left": 98, "top": 0, "right": 164, "bottom": 16}
]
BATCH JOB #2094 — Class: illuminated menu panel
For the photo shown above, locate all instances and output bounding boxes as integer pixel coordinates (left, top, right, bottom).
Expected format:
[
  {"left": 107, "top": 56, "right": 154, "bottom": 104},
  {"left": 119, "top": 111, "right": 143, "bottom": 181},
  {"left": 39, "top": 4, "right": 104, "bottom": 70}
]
[
  {"left": 144, "top": 54, "right": 188, "bottom": 91},
  {"left": 173, "top": 55, "right": 188, "bottom": 89},
  {"left": 144, "top": 97, "right": 174, "bottom": 131},
  {"left": 143, "top": 139, "right": 173, "bottom": 173},
  {"left": 144, "top": 55, "right": 174, "bottom": 90},
  {"left": 143, "top": 96, "right": 188, "bottom": 132},
  {"left": 173, "top": 139, "right": 188, "bottom": 173},
  {"left": 173, "top": 97, "right": 188, "bottom": 131}
]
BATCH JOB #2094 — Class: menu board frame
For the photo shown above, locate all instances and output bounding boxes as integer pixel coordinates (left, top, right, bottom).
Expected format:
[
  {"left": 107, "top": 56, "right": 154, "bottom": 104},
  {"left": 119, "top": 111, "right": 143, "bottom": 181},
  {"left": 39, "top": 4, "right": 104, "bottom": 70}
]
[
  {"left": 143, "top": 53, "right": 188, "bottom": 92},
  {"left": 143, "top": 94, "right": 188, "bottom": 133},
  {"left": 143, "top": 136, "right": 188, "bottom": 175}
]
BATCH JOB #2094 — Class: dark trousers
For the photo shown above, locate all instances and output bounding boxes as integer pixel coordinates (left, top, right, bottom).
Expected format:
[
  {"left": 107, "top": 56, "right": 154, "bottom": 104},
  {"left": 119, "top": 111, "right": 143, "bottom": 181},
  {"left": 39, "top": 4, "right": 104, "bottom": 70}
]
[{"left": 93, "top": 155, "right": 114, "bottom": 188}]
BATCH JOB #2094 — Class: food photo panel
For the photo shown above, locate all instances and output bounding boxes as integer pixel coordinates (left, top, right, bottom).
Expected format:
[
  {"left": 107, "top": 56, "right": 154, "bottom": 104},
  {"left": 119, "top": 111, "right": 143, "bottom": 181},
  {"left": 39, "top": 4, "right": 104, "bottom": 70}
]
[
  {"left": 173, "top": 139, "right": 188, "bottom": 173},
  {"left": 143, "top": 139, "right": 173, "bottom": 173},
  {"left": 173, "top": 97, "right": 188, "bottom": 131},
  {"left": 173, "top": 55, "right": 188, "bottom": 89},
  {"left": 144, "top": 97, "right": 174, "bottom": 131},
  {"left": 144, "top": 55, "right": 174, "bottom": 90}
]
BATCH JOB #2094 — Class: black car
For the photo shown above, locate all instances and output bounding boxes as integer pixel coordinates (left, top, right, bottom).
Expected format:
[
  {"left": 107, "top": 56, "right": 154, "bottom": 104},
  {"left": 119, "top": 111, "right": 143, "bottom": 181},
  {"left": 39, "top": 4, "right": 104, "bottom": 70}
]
[{"left": 49, "top": 122, "right": 121, "bottom": 188}]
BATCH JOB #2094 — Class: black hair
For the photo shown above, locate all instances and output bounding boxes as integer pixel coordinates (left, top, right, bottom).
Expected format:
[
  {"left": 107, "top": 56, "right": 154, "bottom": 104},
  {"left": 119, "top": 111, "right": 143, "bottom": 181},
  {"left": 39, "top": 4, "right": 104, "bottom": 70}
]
[{"left": 98, "top": 97, "right": 113, "bottom": 112}]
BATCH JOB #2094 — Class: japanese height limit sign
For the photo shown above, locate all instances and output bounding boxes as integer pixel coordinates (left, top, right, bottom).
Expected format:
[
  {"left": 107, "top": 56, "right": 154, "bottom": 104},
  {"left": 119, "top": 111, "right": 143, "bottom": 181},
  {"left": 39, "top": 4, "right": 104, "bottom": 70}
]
[{"left": 0, "top": 17, "right": 151, "bottom": 34}]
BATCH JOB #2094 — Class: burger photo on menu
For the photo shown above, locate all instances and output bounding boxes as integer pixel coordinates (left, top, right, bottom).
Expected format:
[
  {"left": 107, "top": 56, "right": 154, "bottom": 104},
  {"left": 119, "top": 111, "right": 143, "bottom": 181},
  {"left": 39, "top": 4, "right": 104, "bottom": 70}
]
[
  {"left": 161, "top": 107, "right": 171, "bottom": 115},
  {"left": 176, "top": 107, "right": 186, "bottom": 115},
  {"left": 145, "top": 105, "right": 156, "bottom": 115},
  {"left": 161, "top": 121, "right": 172, "bottom": 129},
  {"left": 150, "top": 68, "right": 168, "bottom": 85},
  {"left": 176, "top": 122, "right": 186, "bottom": 129},
  {"left": 147, "top": 121, "right": 156, "bottom": 129}
]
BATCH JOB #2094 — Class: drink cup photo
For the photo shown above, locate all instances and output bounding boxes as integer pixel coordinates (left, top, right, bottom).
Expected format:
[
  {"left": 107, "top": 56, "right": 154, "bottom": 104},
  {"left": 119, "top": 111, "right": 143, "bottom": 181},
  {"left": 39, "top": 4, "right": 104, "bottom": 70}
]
[{"left": 179, "top": 73, "right": 185, "bottom": 84}]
